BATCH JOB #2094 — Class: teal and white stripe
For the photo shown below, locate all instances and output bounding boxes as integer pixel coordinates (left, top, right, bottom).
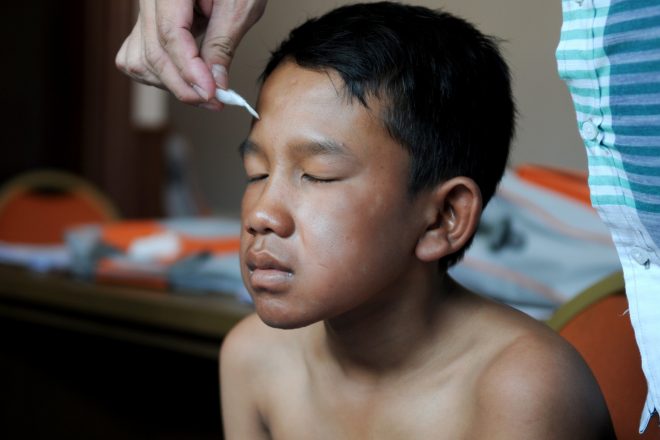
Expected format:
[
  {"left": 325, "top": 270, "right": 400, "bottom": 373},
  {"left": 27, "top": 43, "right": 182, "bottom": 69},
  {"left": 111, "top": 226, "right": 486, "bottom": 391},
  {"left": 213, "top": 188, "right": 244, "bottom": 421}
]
[{"left": 557, "top": 0, "right": 660, "bottom": 432}]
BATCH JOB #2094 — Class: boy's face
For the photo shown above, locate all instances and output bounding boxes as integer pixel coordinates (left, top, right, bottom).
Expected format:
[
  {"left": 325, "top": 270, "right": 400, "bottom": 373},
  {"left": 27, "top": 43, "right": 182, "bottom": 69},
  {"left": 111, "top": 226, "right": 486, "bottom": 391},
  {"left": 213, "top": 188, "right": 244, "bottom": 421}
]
[{"left": 240, "top": 62, "right": 429, "bottom": 329}]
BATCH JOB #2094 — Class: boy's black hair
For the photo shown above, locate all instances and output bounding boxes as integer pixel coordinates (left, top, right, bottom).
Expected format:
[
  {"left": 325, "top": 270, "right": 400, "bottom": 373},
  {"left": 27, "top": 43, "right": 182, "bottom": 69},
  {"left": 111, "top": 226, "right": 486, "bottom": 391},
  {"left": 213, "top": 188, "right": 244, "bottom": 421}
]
[{"left": 261, "top": 1, "right": 516, "bottom": 267}]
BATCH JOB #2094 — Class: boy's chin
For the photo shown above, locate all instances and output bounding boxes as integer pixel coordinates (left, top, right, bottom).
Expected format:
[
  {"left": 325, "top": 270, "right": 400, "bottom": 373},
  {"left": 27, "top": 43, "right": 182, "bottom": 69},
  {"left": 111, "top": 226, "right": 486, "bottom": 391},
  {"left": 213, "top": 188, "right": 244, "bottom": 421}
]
[{"left": 254, "top": 303, "right": 320, "bottom": 330}]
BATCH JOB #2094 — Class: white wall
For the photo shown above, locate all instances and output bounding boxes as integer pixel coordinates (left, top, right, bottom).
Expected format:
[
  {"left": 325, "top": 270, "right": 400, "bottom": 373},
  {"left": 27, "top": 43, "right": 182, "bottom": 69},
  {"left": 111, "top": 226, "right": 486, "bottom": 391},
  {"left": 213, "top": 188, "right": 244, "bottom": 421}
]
[{"left": 169, "top": 0, "right": 586, "bottom": 216}]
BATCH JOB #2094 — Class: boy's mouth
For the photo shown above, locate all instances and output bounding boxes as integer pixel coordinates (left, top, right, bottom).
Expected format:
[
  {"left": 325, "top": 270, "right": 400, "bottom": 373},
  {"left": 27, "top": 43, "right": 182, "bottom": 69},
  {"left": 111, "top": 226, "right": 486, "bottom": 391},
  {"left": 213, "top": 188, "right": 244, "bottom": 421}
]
[
  {"left": 246, "top": 251, "right": 292, "bottom": 273},
  {"left": 246, "top": 251, "right": 294, "bottom": 291}
]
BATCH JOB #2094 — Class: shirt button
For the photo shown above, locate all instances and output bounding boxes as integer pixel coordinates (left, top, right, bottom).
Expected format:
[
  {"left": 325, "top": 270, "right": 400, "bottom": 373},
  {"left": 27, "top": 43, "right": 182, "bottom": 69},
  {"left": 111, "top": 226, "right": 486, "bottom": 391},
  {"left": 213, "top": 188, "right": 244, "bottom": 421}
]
[
  {"left": 631, "top": 248, "right": 650, "bottom": 267},
  {"left": 581, "top": 120, "right": 599, "bottom": 141}
]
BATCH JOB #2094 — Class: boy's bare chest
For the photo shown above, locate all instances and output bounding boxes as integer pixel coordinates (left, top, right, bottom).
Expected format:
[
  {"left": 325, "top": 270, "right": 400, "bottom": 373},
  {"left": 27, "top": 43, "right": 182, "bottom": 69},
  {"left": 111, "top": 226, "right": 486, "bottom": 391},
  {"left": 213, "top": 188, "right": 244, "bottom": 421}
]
[{"left": 262, "top": 366, "right": 476, "bottom": 440}]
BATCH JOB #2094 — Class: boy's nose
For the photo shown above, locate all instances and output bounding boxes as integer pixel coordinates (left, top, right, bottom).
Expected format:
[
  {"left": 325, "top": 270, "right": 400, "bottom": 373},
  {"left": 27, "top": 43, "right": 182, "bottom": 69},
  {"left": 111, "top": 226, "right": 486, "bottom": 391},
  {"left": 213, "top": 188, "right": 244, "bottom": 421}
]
[{"left": 244, "top": 187, "right": 294, "bottom": 238}]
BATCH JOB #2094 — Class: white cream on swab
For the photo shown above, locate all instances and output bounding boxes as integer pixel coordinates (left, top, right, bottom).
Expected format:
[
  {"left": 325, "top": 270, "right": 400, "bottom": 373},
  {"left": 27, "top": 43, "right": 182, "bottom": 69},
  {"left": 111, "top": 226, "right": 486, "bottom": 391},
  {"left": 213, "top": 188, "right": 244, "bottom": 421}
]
[{"left": 215, "top": 89, "right": 260, "bottom": 119}]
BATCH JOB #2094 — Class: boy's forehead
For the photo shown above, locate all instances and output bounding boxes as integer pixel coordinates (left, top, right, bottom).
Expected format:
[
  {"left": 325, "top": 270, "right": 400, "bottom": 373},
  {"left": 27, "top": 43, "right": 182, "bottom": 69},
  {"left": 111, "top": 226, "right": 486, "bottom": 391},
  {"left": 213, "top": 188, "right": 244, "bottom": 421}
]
[
  {"left": 258, "top": 62, "right": 351, "bottom": 112},
  {"left": 252, "top": 62, "right": 398, "bottom": 157}
]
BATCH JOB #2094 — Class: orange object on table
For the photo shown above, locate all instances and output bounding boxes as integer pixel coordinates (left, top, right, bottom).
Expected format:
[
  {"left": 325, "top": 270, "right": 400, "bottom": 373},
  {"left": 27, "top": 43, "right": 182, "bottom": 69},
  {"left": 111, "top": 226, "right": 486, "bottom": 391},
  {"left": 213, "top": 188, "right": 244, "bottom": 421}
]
[{"left": 515, "top": 164, "right": 592, "bottom": 207}]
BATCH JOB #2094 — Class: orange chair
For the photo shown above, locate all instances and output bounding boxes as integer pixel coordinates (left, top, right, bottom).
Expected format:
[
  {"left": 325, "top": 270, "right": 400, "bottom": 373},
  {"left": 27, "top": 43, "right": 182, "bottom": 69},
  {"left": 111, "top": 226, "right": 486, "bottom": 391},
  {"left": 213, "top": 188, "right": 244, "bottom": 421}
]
[
  {"left": 0, "top": 170, "right": 119, "bottom": 244},
  {"left": 548, "top": 272, "right": 660, "bottom": 439}
]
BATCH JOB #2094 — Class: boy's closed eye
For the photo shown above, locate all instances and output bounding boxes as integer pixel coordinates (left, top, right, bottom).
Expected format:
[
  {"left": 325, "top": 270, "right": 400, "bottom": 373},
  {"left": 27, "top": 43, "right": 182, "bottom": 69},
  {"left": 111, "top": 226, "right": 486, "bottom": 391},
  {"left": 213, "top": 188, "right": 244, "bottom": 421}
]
[
  {"left": 244, "top": 171, "right": 342, "bottom": 185},
  {"left": 246, "top": 174, "right": 268, "bottom": 184},
  {"left": 301, "top": 173, "right": 338, "bottom": 183},
  {"left": 241, "top": 139, "right": 361, "bottom": 186}
]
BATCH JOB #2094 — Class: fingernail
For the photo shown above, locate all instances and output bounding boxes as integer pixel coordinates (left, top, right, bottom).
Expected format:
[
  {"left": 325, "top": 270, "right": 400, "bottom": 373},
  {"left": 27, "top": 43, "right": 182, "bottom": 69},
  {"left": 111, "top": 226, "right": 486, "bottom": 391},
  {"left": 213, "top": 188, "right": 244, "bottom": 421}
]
[
  {"left": 192, "top": 84, "right": 209, "bottom": 101},
  {"left": 212, "top": 64, "right": 228, "bottom": 89},
  {"left": 197, "top": 102, "right": 220, "bottom": 111}
]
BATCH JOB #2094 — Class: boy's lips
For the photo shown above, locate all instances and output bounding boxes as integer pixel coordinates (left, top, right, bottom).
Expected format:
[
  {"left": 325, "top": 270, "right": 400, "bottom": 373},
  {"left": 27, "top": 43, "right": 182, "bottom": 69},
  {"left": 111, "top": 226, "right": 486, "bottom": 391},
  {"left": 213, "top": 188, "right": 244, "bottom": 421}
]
[
  {"left": 246, "top": 251, "right": 292, "bottom": 273},
  {"left": 246, "top": 251, "right": 294, "bottom": 291}
]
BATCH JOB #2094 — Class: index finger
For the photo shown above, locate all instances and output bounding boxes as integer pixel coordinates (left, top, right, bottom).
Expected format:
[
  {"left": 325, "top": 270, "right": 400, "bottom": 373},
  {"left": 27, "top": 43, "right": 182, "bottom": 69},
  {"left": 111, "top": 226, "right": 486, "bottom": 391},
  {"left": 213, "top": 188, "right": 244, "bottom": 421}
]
[{"left": 155, "top": 0, "right": 216, "bottom": 100}]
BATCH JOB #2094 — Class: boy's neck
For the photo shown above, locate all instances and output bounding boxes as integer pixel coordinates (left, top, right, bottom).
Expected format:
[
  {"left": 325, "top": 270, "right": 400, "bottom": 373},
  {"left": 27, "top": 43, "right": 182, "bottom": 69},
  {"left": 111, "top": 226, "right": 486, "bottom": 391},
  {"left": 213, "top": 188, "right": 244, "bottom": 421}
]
[{"left": 319, "top": 269, "right": 465, "bottom": 379}]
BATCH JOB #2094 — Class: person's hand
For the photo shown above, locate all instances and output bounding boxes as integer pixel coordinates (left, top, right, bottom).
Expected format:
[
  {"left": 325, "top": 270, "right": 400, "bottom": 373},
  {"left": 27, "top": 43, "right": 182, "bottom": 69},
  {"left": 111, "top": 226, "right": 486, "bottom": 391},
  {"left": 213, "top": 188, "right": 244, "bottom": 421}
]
[{"left": 116, "top": 0, "right": 267, "bottom": 110}]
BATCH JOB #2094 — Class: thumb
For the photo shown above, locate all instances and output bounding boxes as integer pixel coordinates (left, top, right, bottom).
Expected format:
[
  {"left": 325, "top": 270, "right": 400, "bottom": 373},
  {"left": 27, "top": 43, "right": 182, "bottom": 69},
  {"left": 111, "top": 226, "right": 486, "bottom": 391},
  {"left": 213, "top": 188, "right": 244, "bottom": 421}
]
[{"left": 200, "top": 0, "right": 267, "bottom": 89}]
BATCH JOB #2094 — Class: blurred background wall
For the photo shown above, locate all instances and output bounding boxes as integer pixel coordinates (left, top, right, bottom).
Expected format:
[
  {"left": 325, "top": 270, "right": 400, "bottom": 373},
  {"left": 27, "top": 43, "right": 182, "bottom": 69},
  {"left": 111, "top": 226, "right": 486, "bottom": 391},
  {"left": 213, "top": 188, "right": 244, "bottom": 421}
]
[{"left": 1, "top": 0, "right": 166, "bottom": 218}]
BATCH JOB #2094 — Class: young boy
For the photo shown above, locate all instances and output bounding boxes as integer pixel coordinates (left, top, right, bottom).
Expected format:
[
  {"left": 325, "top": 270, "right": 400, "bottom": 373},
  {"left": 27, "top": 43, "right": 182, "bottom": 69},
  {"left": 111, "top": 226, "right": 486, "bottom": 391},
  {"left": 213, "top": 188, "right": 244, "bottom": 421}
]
[{"left": 221, "top": 2, "right": 614, "bottom": 438}]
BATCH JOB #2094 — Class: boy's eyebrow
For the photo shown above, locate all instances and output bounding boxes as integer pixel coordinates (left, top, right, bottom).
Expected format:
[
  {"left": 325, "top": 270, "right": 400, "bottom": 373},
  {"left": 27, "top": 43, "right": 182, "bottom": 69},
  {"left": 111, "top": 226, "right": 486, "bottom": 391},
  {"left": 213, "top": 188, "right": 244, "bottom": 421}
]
[
  {"left": 239, "top": 138, "right": 355, "bottom": 158},
  {"left": 292, "top": 139, "right": 355, "bottom": 158},
  {"left": 238, "top": 139, "right": 259, "bottom": 158}
]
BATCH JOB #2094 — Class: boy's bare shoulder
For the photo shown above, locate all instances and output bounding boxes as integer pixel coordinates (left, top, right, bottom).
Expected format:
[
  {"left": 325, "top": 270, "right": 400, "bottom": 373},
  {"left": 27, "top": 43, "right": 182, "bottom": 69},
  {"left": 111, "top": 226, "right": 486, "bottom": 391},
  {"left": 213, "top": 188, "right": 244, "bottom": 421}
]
[
  {"left": 468, "top": 300, "right": 614, "bottom": 439},
  {"left": 221, "top": 313, "right": 302, "bottom": 372},
  {"left": 220, "top": 313, "right": 309, "bottom": 439},
  {"left": 220, "top": 312, "right": 311, "bottom": 391}
]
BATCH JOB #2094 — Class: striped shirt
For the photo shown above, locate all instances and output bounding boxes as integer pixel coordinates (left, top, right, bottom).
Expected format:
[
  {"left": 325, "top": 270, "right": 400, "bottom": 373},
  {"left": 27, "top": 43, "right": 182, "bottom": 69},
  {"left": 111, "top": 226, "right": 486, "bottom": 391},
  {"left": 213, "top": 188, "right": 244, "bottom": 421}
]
[{"left": 557, "top": 0, "right": 660, "bottom": 431}]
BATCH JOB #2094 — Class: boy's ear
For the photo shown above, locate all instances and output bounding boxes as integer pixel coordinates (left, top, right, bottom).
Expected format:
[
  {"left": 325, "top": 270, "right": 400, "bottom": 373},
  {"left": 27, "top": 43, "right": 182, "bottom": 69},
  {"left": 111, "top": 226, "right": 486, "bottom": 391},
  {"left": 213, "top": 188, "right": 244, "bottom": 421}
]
[{"left": 415, "top": 177, "right": 482, "bottom": 262}]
